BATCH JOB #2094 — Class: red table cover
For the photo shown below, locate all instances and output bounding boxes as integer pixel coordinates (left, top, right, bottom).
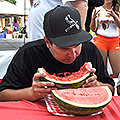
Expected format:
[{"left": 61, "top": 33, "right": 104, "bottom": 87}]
[{"left": 0, "top": 96, "right": 120, "bottom": 120}]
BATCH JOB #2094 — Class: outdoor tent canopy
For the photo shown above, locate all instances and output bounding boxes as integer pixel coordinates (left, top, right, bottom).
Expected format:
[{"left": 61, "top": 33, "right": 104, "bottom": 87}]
[{"left": 0, "top": 1, "right": 26, "bottom": 18}]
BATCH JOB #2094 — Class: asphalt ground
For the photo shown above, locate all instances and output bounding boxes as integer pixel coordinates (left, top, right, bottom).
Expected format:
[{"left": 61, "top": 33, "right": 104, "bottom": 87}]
[{"left": 0, "top": 38, "right": 30, "bottom": 51}]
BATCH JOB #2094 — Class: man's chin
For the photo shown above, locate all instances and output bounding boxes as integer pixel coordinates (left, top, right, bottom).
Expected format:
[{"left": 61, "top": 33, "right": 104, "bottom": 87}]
[{"left": 62, "top": 60, "right": 75, "bottom": 64}]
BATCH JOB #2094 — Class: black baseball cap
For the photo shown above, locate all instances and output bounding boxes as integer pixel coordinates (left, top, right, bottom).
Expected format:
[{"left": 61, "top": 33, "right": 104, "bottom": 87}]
[{"left": 43, "top": 5, "right": 92, "bottom": 47}]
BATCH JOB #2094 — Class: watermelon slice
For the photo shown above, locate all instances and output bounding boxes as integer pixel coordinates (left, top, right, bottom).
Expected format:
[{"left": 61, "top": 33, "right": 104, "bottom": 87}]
[
  {"left": 37, "top": 62, "right": 92, "bottom": 89},
  {"left": 52, "top": 86, "right": 112, "bottom": 115}
]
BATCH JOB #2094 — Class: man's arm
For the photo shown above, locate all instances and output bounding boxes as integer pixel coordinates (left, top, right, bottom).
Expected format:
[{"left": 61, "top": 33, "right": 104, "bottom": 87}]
[
  {"left": 71, "top": 0, "right": 88, "bottom": 30},
  {"left": 0, "top": 87, "right": 33, "bottom": 101},
  {"left": 82, "top": 77, "right": 114, "bottom": 95},
  {"left": 0, "top": 73, "right": 56, "bottom": 102},
  {"left": 81, "top": 68, "right": 114, "bottom": 95}
]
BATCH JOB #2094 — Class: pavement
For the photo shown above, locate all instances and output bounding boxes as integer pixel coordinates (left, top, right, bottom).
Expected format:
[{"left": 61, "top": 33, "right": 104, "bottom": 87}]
[{"left": 0, "top": 38, "right": 30, "bottom": 51}]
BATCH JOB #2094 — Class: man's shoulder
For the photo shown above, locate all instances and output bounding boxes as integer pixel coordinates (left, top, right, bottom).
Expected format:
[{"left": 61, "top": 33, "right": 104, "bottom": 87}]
[
  {"left": 83, "top": 41, "right": 94, "bottom": 46},
  {"left": 20, "top": 39, "right": 45, "bottom": 50},
  {"left": 14, "top": 39, "right": 46, "bottom": 60},
  {"left": 82, "top": 41, "right": 98, "bottom": 51}
]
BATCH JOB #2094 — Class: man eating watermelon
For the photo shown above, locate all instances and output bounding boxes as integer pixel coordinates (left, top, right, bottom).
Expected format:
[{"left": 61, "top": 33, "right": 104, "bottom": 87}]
[{"left": 0, "top": 6, "right": 115, "bottom": 101}]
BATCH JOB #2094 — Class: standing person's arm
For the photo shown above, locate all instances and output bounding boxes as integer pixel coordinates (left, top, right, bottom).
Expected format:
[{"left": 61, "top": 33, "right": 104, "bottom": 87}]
[
  {"left": 71, "top": 0, "right": 88, "bottom": 30},
  {"left": 30, "top": 0, "right": 33, "bottom": 6},
  {"left": 105, "top": 7, "right": 120, "bottom": 28},
  {"left": 90, "top": 8, "right": 100, "bottom": 32}
]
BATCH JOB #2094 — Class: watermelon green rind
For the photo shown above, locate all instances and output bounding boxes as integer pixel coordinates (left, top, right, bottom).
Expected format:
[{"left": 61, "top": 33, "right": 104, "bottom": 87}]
[
  {"left": 40, "top": 71, "right": 91, "bottom": 84},
  {"left": 40, "top": 77, "right": 87, "bottom": 89},
  {"left": 51, "top": 86, "right": 112, "bottom": 115},
  {"left": 39, "top": 73, "right": 90, "bottom": 89},
  {"left": 37, "top": 62, "right": 92, "bottom": 89},
  {"left": 52, "top": 86, "right": 112, "bottom": 108},
  {"left": 52, "top": 94, "right": 106, "bottom": 115}
]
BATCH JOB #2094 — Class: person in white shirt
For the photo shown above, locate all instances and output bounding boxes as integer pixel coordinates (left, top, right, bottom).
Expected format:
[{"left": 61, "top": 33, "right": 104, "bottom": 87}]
[{"left": 28, "top": 0, "right": 88, "bottom": 41}]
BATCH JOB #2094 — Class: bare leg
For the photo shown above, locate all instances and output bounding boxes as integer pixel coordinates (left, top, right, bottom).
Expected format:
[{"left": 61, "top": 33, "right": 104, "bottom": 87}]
[
  {"left": 99, "top": 50, "right": 108, "bottom": 67},
  {"left": 109, "top": 50, "right": 120, "bottom": 77}
]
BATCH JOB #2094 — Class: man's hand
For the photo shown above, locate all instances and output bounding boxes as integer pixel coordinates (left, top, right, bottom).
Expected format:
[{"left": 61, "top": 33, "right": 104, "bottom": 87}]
[
  {"left": 81, "top": 68, "right": 114, "bottom": 95},
  {"left": 82, "top": 68, "right": 98, "bottom": 88},
  {"left": 30, "top": 72, "right": 57, "bottom": 101}
]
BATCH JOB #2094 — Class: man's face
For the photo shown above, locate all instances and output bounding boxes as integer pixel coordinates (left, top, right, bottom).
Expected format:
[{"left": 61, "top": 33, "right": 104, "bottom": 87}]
[{"left": 44, "top": 37, "right": 82, "bottom": 64}]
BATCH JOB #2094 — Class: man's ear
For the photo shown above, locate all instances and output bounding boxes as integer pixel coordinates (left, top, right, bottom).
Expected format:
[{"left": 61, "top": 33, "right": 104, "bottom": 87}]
[{"left": 44, "top": 36, "right": 51, "bottom": 48}]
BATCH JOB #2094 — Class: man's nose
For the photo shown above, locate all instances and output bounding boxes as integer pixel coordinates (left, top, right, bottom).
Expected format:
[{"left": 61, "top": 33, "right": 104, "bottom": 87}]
[{"left": 68, "top": 48, "right": 76, "bottom": 57}]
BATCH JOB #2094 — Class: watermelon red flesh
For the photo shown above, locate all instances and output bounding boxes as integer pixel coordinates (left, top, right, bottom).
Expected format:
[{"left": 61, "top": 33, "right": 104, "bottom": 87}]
[
  {"left": 52, "top": 86, "right": 112, "bottom": 107},
  {"left": 42, "top": 62, "right": 91, "bottom": 82}
]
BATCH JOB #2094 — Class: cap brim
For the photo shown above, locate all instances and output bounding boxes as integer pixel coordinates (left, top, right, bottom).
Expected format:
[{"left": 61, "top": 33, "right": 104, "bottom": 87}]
[{"left": 50, "top": 30, "right": 93, "bottom": 47}]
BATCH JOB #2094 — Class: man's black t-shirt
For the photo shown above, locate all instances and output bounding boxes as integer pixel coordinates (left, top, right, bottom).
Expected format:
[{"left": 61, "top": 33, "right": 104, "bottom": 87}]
[{"left": 0, "top": 40, "right": 115, "bottom": 91}]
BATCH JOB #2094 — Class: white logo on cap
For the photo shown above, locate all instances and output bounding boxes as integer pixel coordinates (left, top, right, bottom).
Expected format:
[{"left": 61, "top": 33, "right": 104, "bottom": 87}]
[{"left": 65, "top": 14, "right": 80, "bottom": 32}]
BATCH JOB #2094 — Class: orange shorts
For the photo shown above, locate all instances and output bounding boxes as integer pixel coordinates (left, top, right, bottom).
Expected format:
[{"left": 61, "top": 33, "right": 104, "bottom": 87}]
[{"left": 95, "top": 34, "right": 120, "bottom": 52}]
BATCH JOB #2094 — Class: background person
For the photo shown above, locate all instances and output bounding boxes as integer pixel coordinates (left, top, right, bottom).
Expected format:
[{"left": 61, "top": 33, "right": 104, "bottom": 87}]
[
  {"left": 12, "top": 18, "right": 19, "bottom": 39},
  {"left": 16, "top": 17, "right": 21, "bottom": 33},
  {"left": 2, "top": 27, "right": 8, "bottom": 34},
  {"left": 28, "top": 0, "right": 88, "bottom": 41},
  {"left": 90, "top": 0, "right": 120, "bottom": 78},
  {"left": 85, "top": 0, "right": 104, "bottom": 32},
  {"left": 0, "top": 6, "right": 115, "bottom": 102}
]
